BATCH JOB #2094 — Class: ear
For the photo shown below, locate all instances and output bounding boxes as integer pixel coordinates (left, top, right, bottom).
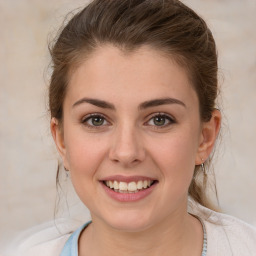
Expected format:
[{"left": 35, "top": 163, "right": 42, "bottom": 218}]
[
  {"left": 50, "top": 118, "right": 69, "bottom": 169},
  {"left": 195, "top": 109, "right": 221, "bottom": 165}
]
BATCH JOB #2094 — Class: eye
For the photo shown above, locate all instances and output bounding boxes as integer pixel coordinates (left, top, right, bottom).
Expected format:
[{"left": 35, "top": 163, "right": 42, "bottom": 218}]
[
  {"left": 82, "top": 114, "right": 109, "bottom": 128},
  {"left": 146, "top": 113, "right": 175, "bottom": 128}
]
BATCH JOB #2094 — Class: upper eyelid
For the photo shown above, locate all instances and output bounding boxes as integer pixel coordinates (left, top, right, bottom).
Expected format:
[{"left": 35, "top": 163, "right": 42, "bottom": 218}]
[
  {"left": 81, "top": 112, "right": 175, "bottom": 125},
  {"left": 81, "top": 114, "right": 111, "bottom": 130},
  {"left": 82, "top": 113, "right": 108, "bottom": 121},
  {"left": 145, "top": 112, "right": 175, "bottom": 122},
  {"left": 144, "top": 113, "right": 176, "bottom": 129}
]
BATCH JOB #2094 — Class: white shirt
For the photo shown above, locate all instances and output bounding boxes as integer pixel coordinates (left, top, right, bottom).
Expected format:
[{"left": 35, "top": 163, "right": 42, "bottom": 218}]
[{"left": 3, "top": 203, "right": 256, "bottom": 256}]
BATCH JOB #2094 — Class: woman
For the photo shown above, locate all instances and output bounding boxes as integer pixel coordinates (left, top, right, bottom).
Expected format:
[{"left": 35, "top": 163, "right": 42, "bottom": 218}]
[{"left": 8, "top": 0, "right": 256, "bottom": 255}]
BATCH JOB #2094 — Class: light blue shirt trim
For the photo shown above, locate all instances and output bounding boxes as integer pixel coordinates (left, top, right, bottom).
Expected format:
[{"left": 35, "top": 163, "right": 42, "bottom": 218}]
[
  {"left": 60, "top": 221, "right": 92, "bottom": 256},
  {"left": 60, "top": 218, "right": 207, "bottom": 256}
]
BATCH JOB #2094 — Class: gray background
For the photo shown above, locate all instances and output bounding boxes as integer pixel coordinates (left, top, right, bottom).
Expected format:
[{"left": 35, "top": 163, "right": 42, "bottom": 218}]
[{"left": 1, "top": 0, "right": 256, "bottom": 245}]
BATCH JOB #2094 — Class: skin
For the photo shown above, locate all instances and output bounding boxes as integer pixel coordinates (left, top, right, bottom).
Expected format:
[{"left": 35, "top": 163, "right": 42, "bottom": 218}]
[{"left": 51, "top": 45, "right": 221, "bottom": 256}]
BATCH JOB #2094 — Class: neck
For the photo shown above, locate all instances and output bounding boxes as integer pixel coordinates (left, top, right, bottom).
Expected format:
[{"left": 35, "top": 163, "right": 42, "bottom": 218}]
[{"left": 79, "top": 207, "right": 203, "bottom": 256}]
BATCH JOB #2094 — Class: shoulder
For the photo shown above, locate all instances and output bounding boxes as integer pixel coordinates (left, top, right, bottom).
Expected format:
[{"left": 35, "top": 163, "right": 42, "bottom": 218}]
[
  {"left": 16, "top": 234, "right": 70, "bottom": 256},
  {"left": 205, "top": 211, "right": 256, "bottom": 256},
  {"left": 3, "top": 219, "right": 83, "bottom": 256},
  {"left": 190, "top": 202, "right": 256, "bottom": 256}
]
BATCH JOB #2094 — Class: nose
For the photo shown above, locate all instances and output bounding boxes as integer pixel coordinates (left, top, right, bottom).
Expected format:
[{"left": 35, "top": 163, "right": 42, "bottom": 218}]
[{"left": 109, "top": 124, "right": 146, "bottom": 167}]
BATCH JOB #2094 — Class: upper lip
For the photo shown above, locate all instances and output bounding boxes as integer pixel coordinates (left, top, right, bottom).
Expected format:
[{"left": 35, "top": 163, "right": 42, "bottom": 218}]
[{"left": 100, "top": 175, "right": 157, "bottom": 183}]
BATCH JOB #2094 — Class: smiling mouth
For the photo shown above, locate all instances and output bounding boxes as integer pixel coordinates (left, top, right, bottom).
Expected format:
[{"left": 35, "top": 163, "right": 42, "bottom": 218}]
[{"left": 103, "top": 180, "right": 158, "bottom": 193}]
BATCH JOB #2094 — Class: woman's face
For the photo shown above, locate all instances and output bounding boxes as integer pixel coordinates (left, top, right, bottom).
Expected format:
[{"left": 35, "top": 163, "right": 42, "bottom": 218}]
[{"left": 52, "top": 45, "right": 213, "bottom": 231}]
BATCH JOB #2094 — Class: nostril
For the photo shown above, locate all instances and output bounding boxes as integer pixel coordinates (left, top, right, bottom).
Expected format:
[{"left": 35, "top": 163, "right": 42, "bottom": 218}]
[{"left": 109, "top": 150, "right": 142, "bottom": 166}]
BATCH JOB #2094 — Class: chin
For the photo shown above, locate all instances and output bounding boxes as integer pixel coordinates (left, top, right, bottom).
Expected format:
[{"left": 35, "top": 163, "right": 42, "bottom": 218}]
[{"left": 102, "top": 210, "right": 155, "bottom": 232}]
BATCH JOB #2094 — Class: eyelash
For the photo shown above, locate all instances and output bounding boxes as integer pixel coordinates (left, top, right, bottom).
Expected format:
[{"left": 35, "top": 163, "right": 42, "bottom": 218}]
[
  {"left": 81, "top": 113, "right": 110, "bottom": 129},
  {"left": 145, "top": 113, "right": 175, "bottom": 129},
  {"left": 81, "top": 113, "right": 175, "bottom": 129}
]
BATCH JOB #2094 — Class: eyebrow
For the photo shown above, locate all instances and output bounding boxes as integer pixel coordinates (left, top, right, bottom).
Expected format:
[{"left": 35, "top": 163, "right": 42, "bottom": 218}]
[
  {"left": 72, "top": 97, "right": 186, "bottom": 110},
  {"left": 72, "top": 98, "right": 115, "bottom": 110},
  {"left": 138, "top": 97, "right": 186, "bottom": 110}
]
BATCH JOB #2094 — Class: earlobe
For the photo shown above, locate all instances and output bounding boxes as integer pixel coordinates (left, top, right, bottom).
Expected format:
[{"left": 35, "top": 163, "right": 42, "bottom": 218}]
[
  {"left": 50, "top": 118, "right": 66, "bottom": 160},
  {"left": 196, "top": 109, "right": 221, "bottom": 165}
]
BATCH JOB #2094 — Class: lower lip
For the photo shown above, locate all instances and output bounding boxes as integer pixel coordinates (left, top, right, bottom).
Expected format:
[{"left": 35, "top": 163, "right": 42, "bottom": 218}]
[{"left": 100, "top": 182, "right": 157, "bottom": 202}]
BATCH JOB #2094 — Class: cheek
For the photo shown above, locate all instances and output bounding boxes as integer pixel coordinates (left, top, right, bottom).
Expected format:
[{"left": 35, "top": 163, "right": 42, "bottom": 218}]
[
  {"left": 63, "top": 132, "right": 109, "bottom": 205},
  {"left": 64, "top": 129, "right": 108, "bottom": 178},
  {"left": 147, "top": 128, "right": 199, "bottom": 185}
]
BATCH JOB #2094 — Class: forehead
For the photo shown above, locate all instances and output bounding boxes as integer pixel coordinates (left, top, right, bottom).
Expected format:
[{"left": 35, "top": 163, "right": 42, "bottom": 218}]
[{"left": 66, "top": 45, "right": 198, "bottom": 108}]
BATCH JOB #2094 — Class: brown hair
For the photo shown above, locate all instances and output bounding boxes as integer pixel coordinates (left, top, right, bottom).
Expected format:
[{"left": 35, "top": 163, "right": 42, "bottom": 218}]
[{"left": 49, "top": 0, "right": 219, "bottom": 211}]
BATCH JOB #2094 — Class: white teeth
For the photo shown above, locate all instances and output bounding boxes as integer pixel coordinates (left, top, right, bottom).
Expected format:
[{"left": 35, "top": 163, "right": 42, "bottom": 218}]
[
  {"left": 105, "top": 179, "right": 155, "bottom": 192},
  {"left": 113, "top": 181, "right": 119, "bottom": 190},
  {"left": 119, "top": 182, "right": 128, "bottom": 191},
  {"left": 128, "top": 182, "right": 137, "bottom": 191},
  {"left": 137, "top": 181, "right": 143, "bottom": 190},
  {"left": 109, "top": 181, "right": 114, "bottom": 188}
]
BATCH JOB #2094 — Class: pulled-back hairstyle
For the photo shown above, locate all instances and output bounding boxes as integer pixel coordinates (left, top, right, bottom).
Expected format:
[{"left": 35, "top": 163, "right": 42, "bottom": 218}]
[{"left": 49, "top": 0, "right": 219, "bottom": 211}]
